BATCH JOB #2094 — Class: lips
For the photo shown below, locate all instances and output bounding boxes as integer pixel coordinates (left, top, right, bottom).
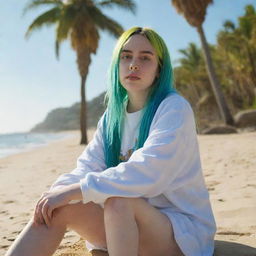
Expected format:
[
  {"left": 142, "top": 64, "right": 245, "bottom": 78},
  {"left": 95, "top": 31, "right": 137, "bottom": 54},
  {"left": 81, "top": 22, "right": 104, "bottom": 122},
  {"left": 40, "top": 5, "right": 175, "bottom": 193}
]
[{"left": 126, "top": 74, "right": 140, "bottom": 80}]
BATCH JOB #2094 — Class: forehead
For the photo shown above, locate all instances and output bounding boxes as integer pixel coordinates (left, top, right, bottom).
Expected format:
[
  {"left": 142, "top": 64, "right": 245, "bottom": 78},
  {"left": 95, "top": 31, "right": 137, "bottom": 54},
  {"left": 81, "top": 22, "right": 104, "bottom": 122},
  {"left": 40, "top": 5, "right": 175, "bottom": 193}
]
[{"left": 121, "top": 34, "right": 156, "bottom": 53}]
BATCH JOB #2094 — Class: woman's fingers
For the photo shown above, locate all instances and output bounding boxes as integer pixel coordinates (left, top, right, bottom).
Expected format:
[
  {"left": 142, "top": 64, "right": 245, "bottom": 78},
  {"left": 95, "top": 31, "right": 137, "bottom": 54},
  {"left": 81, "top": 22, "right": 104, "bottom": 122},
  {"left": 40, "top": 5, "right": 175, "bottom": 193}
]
[
  {"left": 47, "top": 205, "right": 53, "bottom": 222},
  {"left": 34, "top": 195, "right": 48, "bottom": 226},
  {"left": 38, "top": 201, "right": 46, "bottom": 225},
  {"left": 42, "top": 201, "right": 51, "bottom": 227},
  {"left": 32, "top": 189, "right": 67, "bottom": 228},
  {"left": 33, "top": 198, "right": 43, "bottom": 225}
]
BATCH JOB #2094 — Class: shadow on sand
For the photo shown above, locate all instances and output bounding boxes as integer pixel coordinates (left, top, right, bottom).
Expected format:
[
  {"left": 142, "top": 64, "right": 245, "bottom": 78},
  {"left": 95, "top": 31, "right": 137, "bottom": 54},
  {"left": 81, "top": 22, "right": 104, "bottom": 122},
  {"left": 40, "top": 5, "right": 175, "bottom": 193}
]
[
  {"left": 89, "top": 240, "right": 256, "bottom": 256},
  {"left": 214, "top": 240, "right": 256, "bottom": 256}
]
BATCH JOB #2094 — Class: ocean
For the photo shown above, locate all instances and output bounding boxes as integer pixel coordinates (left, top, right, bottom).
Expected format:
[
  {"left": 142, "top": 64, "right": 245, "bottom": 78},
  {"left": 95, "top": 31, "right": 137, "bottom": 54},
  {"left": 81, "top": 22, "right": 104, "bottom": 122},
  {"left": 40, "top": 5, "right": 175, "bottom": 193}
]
[{"left": 0, "top": 132, "right": 74, "bottom": 159}]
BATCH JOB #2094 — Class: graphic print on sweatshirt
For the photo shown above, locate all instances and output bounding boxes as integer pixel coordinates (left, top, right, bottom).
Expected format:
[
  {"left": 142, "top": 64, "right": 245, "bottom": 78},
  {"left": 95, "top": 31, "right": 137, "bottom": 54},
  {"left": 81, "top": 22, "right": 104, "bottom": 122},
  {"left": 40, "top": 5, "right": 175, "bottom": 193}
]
[{"left": 119, "top": 138, "right": 138, "bottom": 162}]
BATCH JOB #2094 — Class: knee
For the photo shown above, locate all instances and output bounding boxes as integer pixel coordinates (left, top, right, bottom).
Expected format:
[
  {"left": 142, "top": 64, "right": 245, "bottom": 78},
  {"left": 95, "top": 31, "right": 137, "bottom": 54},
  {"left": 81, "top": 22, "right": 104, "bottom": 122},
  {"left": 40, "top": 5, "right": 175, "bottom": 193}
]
[
  {"left": 50, "top": 205, "right": 70, "bottom": 227},
  {"left": 51, "top": 202, "right": 98, "bottom": 228},
  {"left": 104, "top": 197, "right": 136, "bottom": 216}
]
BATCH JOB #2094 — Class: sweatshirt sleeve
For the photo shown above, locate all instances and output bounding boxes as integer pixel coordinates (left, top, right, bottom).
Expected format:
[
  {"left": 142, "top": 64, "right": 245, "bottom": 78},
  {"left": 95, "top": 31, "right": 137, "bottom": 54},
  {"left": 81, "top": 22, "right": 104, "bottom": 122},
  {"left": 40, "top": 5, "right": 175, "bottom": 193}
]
[
  {"left": 50, "top": 115, "right": 106, "bottom": 191},
  {"left": 80, "top": 95, "right": 198, "bottom": 204}
]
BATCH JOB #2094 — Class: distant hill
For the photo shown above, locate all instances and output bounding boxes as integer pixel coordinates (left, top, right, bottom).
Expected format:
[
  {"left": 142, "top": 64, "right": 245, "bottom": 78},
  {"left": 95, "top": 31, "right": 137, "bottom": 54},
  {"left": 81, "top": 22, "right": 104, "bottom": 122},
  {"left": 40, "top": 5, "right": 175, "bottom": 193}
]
[{"left": 31, "top": 92, "right": 106, "bottom": 132}]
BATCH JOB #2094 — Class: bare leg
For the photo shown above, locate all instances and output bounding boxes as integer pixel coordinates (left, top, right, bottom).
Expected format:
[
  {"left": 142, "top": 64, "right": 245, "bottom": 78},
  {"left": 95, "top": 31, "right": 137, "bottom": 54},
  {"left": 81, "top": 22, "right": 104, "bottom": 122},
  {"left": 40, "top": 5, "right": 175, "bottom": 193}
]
[
  {"left": 5, "top": 219, "right": 66, "bottom": 256},
  {"left": 104, "top": 197, "right": 184, "bottom": 256},
  {"left": 104, "top": 198, "right": 138, "bottom": 256},
  {"left": 6, "top": 198, "right": 183, "bottom": 256},
  {"left": 5, "top": 202, "right": 106, "bottom": 256}
]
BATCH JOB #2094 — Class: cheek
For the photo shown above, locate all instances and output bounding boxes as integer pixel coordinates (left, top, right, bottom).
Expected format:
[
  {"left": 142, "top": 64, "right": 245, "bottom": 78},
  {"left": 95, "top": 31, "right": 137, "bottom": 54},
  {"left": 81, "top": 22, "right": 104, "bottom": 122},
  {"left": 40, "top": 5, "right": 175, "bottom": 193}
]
[
  {"left": 145, "top": 64, "right": 159, "bottom": 80},
  {"left": 119, "top": 64, "right": 127, "bottom": 85},
  {"left": 119, "top": 65, "right": 124, "bottom": 79},
  {"left": 119, "top": 61, "right": 127, "bottom": 73}
]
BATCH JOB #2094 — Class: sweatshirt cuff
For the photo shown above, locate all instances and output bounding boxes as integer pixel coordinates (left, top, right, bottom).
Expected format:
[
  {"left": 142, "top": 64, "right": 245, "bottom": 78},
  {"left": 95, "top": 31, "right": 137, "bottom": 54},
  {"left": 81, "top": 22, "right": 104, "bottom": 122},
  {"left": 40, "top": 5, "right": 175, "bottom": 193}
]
[{"left": 80, "top": 174, "right": 109, "bottom": 205}]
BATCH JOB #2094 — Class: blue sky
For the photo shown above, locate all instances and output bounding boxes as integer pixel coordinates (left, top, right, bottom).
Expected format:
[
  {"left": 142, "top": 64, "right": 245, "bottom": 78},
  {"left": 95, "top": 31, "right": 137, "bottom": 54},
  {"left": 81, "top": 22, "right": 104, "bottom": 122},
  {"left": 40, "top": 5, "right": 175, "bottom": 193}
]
[{"left": 0, "top": 0, "right": 255, "bottom": 134}]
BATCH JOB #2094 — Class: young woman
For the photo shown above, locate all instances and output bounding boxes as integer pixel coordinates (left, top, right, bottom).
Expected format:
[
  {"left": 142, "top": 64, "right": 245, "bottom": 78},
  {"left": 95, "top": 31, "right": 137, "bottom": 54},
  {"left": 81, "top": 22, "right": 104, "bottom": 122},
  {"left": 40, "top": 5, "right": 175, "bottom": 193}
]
[{"left": 6, "top": 27, "right": 216, "bottom": 256}]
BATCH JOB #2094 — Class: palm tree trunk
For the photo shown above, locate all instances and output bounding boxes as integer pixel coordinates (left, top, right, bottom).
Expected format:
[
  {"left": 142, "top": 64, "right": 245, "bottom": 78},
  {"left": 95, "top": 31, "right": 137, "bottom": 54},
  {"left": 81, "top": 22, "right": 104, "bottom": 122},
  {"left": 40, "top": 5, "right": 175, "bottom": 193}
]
[
  {"left": 197, "top": 25, "right": 234, "bottom": 125},
  {"left": 77, "top": 47, "right": 91, "bottom": 145},
  {"left": 80, "top": 75, "right": 88, "bottom": 144}
]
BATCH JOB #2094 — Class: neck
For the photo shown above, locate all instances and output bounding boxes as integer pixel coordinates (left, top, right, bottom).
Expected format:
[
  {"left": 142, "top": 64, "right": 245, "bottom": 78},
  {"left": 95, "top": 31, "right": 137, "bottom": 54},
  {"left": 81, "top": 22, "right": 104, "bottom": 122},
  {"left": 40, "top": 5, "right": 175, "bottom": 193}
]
[{"left": 126, "top": 92, "right": 148, "bottom": 113}]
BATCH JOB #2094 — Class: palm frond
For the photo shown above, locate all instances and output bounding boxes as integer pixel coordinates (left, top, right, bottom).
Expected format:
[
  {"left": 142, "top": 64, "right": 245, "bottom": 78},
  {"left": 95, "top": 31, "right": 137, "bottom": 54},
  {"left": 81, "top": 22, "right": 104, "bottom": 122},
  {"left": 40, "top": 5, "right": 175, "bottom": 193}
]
[
  {"left": 179, "top": 49, "right": 189, "bottom": 58},
  {"left": 55, "top": 6, "right": 76, "bottom": 58},
  {"left": 90, "top": 6, "right": 123, "bottom": 37},
  {"left": 245, "top": 4, "right": 255, "bottom": 16},
  {"left": 98, "top": 0, "right": 136, "bottom": 15},
  {"left": 223, "top": 20, "right": 236, "bottom": 32},
  {"left": 55, "top": 40, "right": 60, "bottom": 60},
  {"left": 25, "top": 7, "right": 61, "bottom": 38},
  {"left": 23, "top": 0, "right": 63, "bottom": 16},
  {"left": 178, "top": 42, "right": 202, "bottom": 71}
]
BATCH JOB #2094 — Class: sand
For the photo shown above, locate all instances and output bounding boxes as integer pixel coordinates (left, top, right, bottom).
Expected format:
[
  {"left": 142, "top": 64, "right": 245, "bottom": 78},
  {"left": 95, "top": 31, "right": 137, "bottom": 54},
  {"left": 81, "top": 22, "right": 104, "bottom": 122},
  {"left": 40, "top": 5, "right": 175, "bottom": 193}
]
[{"left": 0, "top": 130, "right": 256, "bottom": 255}]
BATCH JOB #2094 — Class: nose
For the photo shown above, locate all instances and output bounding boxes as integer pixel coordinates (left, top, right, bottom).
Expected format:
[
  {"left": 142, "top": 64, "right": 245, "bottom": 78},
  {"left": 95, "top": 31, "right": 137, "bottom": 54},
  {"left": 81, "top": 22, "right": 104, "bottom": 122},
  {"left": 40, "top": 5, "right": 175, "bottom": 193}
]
[
  {"left": 129, "top": 61, "right": 139, "bottom": 71},
  {"left": 129, "top": 58, "right": 139, "bottom": 71}
]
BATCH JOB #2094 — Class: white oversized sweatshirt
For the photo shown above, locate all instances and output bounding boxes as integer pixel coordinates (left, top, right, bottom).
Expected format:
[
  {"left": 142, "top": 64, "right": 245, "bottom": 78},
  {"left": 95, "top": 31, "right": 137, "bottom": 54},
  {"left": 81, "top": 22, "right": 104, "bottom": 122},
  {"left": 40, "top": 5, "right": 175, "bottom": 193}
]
[{"left": 51, "top": 92, "right": 216, "bottom": 256}]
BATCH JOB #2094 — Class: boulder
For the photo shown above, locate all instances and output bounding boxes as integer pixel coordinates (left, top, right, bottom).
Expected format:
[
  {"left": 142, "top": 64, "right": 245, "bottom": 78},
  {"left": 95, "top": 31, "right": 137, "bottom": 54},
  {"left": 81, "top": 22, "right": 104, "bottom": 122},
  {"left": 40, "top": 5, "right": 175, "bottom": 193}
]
[
  {"left": 234, "top": 109, "right": 256, "bottom": 128},
  {"left": 214, "top": 240, "right": 256, "bottom": 256},
  {"left": 201, "top": 125, "right": 238, "bottom": 134}
]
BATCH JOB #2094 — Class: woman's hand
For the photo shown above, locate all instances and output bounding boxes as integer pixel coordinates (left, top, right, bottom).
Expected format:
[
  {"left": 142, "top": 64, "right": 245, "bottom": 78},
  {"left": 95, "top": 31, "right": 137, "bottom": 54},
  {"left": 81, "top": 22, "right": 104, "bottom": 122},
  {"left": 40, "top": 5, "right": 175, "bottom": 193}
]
[{"left": 33, "top": 184, "right": 82, "bottom": 228}]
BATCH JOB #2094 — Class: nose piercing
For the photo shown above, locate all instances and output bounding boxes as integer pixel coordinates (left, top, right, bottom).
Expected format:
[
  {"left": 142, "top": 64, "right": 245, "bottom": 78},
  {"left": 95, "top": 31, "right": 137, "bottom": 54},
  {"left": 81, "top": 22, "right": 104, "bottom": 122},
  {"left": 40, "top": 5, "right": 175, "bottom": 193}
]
[{"left": 129, "top": 64, "right": 139, "bottom": 71}]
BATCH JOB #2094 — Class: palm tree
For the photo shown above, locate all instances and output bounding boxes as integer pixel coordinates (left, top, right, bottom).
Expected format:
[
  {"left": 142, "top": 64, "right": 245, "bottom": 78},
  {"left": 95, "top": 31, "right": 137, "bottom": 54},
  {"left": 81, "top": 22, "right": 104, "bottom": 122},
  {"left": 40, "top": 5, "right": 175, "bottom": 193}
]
[
  {"left": 171, "top": 0, "right": 234, "bottom": 125},
  {"left": 237, "top": 5, "right": 256, "bottom": 86},
  {"left": 24, "top": 0, "right": 136, "bottom": 144},
  {"left": 176, "top": 42, "right": 210, "bottom": 105},
  {"left": 217, "top": 5, "right": 256, "bottom": 106},
  {"left": 221, "top": 6, "right": 256, "bottom": 85},
  {"left": 179, "top": 42, "right": 202, "bottom": 72}
]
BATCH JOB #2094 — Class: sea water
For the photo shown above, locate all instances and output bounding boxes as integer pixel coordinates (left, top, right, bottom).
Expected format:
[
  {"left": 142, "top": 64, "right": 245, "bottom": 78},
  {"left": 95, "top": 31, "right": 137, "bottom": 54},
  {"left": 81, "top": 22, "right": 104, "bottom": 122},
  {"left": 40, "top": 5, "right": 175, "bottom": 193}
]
[{"left": 0, "top": 132, "right": 74, "bottom": 159}]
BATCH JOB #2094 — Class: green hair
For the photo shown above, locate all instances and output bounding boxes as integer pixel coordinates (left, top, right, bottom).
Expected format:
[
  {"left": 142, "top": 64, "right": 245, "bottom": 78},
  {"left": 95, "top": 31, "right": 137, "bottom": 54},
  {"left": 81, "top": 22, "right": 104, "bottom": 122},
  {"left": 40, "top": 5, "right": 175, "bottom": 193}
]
[{"left": 103, "top": 26, "right": 177, "bottom": 168}]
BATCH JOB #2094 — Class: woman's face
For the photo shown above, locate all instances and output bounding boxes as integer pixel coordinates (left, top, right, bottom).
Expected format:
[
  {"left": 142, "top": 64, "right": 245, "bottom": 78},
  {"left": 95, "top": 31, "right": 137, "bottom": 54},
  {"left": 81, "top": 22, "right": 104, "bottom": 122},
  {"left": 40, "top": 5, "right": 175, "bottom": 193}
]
[{"left": 119, "top": 34, "right": 159, "bottom": 97}]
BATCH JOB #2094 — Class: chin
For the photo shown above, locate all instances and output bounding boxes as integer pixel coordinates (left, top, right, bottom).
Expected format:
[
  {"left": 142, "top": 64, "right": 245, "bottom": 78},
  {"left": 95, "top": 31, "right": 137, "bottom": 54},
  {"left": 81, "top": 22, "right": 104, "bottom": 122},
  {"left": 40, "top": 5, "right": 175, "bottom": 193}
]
[{"left": 124, "top": 85, "right": 143, "bottom": 91}]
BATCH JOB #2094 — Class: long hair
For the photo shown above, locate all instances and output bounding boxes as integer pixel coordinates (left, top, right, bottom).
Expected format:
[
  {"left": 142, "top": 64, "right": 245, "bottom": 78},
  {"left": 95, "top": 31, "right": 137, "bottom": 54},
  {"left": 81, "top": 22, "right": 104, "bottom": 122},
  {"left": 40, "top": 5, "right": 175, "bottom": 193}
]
[{"left": 103, "top": 27, "right": 177, "bottom": 168}]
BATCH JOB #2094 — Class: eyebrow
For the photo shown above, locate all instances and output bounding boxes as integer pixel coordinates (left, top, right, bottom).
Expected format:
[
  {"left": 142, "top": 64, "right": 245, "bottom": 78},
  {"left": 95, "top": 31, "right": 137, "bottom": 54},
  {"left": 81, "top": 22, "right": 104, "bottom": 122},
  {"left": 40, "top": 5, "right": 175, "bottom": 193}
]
[{"left": 121, "top": 49, "right": 154, "bottom": 55}]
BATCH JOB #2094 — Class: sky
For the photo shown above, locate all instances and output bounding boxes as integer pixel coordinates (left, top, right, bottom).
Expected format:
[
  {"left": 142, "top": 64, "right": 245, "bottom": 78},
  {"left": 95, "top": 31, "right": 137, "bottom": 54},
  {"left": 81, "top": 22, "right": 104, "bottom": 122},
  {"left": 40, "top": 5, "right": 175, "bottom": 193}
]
[{"left": 0, "top": 0, "right": 255, "bottom": 134}]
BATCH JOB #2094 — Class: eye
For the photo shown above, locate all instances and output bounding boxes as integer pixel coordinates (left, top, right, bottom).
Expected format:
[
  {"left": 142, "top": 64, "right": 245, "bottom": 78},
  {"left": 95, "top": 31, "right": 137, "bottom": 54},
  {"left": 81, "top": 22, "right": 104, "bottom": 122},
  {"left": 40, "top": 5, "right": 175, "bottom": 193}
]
[
  {"left": 141, "top": 55, "right": 150, "bottom": 61},
  {"left": 121, "top": 54, "right": 132, "bottom": 60}
]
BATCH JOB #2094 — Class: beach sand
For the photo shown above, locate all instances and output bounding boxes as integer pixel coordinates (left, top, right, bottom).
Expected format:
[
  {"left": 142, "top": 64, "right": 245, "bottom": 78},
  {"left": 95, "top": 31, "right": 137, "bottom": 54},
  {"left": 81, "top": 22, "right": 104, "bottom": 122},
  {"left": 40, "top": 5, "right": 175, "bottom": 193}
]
[{"left": 1, "top": 130, "right": 256, "bottom": 255}]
